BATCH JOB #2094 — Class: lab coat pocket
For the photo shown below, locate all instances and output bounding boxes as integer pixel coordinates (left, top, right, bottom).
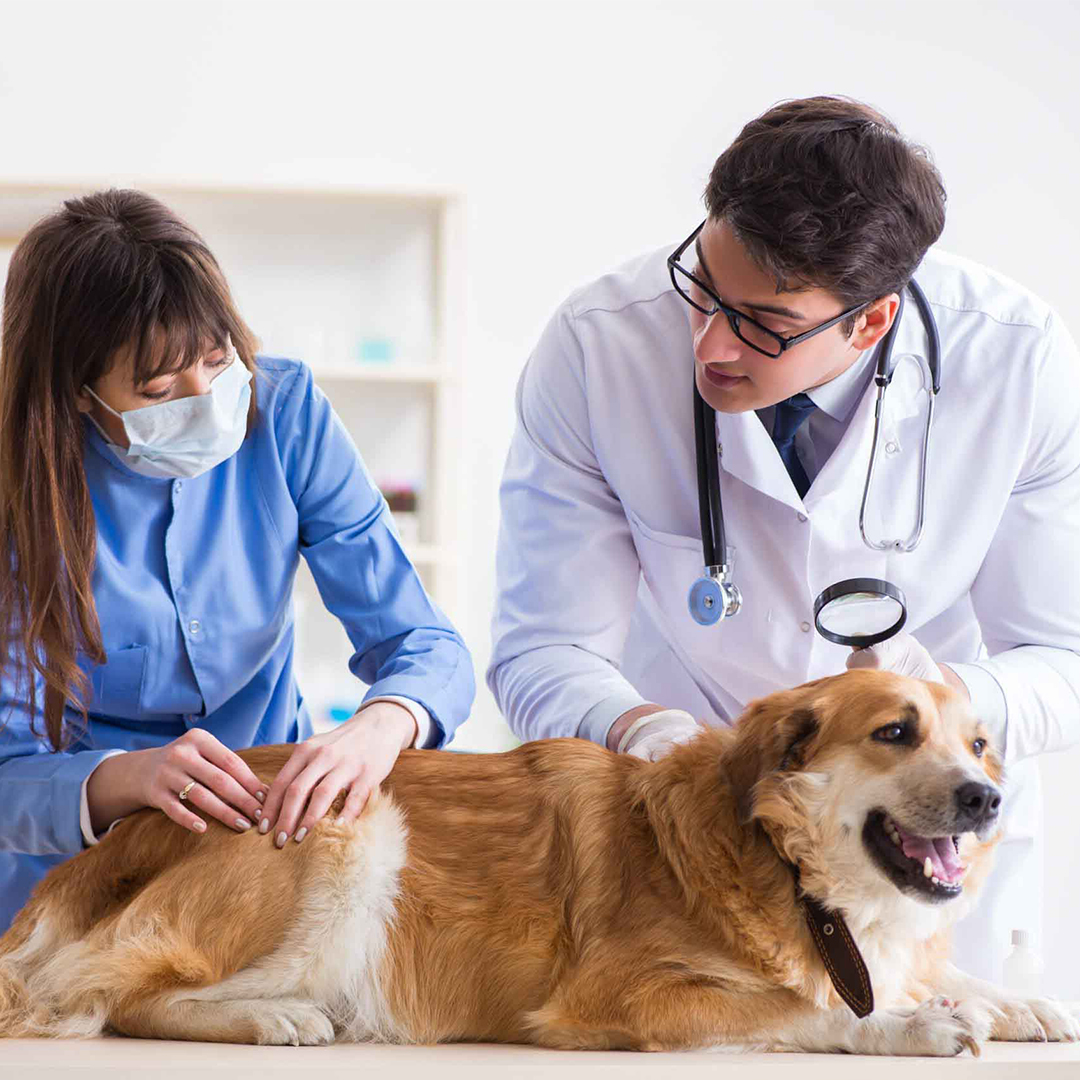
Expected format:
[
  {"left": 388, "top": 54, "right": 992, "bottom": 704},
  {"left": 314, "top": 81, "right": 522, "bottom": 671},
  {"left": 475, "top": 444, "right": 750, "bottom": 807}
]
[
  {"left": 625, "top": 508, "right": 741, "bottom": 677},
  {"left": 624, "top": 508, "right": 702, "bottom": 553},
  {"left": 88, "top": 645, "right": 149, "bottom": 721}
]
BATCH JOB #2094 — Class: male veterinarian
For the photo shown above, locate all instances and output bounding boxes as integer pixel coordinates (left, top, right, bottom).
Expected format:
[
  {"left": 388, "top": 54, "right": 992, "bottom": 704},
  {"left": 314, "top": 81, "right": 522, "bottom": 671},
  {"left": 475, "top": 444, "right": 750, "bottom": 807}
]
[{"left": 488, "top": 95, "right": 1080, "bottom": 982}]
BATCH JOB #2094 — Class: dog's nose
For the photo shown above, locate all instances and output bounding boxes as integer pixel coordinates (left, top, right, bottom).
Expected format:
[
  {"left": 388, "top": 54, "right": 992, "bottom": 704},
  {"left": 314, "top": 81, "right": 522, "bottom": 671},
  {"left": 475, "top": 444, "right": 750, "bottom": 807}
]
[{"left": 954, "top": 781, "right": 1002, "bottom": 828}]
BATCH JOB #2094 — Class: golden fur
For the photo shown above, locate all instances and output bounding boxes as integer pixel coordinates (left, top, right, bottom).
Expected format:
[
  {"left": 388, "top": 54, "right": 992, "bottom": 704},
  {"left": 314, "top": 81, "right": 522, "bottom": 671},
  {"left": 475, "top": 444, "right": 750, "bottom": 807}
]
[{"left": 0, "top": 669, "right": 1076, "bottom": 1053}]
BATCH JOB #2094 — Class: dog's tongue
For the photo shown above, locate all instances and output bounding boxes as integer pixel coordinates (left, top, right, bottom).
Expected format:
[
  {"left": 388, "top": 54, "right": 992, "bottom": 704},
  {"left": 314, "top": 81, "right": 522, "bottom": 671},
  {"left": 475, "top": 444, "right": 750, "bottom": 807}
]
[{"left": 896, "top": 826, "right": 964, "bottom": 883}]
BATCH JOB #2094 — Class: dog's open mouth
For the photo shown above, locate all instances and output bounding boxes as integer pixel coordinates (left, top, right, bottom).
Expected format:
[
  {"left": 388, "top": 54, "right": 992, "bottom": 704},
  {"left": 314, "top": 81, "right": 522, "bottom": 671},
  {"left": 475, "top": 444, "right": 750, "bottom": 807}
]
[{"left": 863, "top": 810, "right": 966, "bottom": 901}]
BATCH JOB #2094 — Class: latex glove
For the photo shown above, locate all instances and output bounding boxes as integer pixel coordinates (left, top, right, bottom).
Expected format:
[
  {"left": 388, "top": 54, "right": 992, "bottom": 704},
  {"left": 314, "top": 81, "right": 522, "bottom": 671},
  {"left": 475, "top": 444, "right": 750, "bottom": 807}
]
[
  {"left": 846, "top": 631, "right": 946, "bottom": 684},
  {"left": 617, "top": 709, "right": 704, "bottom": 762}
]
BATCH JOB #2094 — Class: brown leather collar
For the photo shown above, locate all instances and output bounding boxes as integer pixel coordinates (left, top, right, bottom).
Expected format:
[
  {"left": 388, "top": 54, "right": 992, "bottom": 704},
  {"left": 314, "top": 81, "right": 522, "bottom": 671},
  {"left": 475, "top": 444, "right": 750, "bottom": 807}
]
[{"left": 793, "top": 867, "right": 874, "bottom": 1017}]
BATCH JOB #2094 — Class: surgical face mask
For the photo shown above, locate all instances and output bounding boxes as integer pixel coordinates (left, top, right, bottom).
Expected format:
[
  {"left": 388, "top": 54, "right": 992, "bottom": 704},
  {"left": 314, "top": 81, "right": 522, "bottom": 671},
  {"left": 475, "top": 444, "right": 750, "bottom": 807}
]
[{"left": 84, "top": 350, "right": 253, "bottom": 480}]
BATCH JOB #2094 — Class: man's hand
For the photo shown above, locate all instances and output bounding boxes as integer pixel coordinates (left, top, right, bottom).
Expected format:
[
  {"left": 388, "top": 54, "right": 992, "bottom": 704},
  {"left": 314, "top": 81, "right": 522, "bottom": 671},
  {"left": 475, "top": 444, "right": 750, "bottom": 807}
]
[
  {"left": 616, "top": 708, "right": 703, "bottom": 762},
  {"left": 846, "top": 632, "right": 969, "bottom": 699}
]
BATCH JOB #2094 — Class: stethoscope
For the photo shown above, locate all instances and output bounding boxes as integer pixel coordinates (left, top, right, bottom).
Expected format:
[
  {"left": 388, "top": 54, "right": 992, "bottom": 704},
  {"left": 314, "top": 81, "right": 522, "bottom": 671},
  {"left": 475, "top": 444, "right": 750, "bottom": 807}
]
[{"left": 688, "top": 279, "right": 941, "bottom": 648}]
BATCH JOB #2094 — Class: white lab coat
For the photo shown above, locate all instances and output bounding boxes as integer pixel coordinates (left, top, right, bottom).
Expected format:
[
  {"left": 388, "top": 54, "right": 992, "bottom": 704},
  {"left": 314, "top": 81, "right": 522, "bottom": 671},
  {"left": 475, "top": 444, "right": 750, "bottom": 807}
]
[{"left": 489, "top": 243, "right": 1080, "bottom": 983}]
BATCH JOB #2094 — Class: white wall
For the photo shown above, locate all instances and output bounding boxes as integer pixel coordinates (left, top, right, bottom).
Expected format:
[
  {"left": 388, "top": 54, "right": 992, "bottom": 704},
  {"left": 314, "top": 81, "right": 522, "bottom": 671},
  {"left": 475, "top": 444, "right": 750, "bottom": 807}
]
[{"left": 2, "top": 0, "right": 1077, "bottom": 996}]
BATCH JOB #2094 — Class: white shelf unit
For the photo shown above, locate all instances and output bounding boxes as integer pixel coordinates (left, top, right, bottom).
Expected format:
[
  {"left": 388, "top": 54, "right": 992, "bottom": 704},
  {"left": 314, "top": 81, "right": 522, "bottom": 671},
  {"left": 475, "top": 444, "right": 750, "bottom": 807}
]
[{"left": 0, "top": 181, "right": 466, "bottom": 730}]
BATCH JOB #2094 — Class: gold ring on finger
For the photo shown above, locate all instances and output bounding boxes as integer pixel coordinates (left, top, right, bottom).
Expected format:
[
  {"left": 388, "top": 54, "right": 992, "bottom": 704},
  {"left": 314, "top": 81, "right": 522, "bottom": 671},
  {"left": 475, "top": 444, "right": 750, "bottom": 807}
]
[{"left": 178, "top": 780, "right": 196, "bottom": 802}]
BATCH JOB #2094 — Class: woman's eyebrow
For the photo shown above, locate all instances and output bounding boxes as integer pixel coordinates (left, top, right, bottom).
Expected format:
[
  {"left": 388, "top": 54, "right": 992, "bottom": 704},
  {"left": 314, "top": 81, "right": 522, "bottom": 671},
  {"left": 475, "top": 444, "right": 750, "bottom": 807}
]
[{"left": 694, "top": 237, "right": 808, "bottom": 322}]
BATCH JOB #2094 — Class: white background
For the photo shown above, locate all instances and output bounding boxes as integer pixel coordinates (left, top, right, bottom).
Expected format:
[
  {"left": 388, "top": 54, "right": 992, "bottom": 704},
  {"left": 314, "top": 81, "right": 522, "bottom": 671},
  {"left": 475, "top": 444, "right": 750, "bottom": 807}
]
[{"left": 1, "top": 0, "right": 1077, "bottom": 996}]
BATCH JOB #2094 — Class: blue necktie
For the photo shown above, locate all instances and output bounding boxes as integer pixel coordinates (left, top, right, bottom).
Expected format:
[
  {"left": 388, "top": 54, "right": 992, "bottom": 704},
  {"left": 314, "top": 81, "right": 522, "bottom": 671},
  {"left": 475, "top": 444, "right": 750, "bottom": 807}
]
[{"left": 771, "top": 392, "right": 817, "bottom": 498}]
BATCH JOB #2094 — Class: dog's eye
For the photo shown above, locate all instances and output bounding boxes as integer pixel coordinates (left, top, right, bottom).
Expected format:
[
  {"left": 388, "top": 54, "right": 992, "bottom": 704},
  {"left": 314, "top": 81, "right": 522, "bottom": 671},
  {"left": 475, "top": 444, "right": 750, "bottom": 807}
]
[
  {"left": 872, "top": 721, "right": 912, "bottom": 744},
  {"left": 972, "top": 738, "right": 986, "bottom": 758}
]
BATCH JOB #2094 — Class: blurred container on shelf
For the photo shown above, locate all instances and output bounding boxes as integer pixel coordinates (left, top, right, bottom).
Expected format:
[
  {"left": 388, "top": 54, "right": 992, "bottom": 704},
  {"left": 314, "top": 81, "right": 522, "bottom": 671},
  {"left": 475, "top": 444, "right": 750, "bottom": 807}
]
[
  {"left": 380, "top": 480, "right": 421, "bottom": 544},
  {"left": 357, "top": 336, "right": 395, "bottom": 364}
]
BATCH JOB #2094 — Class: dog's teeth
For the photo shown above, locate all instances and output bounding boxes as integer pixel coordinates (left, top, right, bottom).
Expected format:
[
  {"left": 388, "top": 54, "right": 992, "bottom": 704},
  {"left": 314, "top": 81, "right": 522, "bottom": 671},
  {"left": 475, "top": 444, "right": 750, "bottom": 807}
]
[
  {"left": 932, "top": 876, "right": 940, "bottom": 886},
  {"left": 923, "top": 857, "right": 934, "bottom": 878}
]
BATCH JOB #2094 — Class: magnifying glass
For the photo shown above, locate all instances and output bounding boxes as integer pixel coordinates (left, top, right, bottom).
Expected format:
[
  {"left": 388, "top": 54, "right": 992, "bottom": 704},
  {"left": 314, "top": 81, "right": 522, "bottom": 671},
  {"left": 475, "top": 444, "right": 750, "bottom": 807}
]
[{"left": 813, "top": 578, "right": 908, "bottom": 648}]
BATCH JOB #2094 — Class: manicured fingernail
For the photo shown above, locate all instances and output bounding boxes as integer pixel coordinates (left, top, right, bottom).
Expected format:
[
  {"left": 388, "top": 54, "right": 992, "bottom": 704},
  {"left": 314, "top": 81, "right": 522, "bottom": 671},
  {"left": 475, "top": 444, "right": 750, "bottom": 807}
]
[
  {"left": 259, "top": 818, "right": 271, "bottom": 835},
  {"left": 253, "top": 808, "right": 262, "bottom": 820},
  {"left": 276, "top": 831, "right": 287, "bottom": 848},
  {"left": 194, "top": 820, "right": 207, "bottom": 832},
  {"left": 256, "top": 790, "right": 266, "bottom": 802},
  {"left": 236, "top": 818, "right": 251, "bottom": 831},
  {"left": 294, "top": 827, "right": 307, "bottom": 844},
  {"left": 335, "top": 816, "right": 345, "bottom": 826}
]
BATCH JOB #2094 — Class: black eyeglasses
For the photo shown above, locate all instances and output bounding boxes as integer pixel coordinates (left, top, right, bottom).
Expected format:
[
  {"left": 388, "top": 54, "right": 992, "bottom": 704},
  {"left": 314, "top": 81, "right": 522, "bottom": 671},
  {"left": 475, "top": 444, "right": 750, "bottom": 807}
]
[{"left": 668, "top": 220, "right": 869, "bottom": 359}]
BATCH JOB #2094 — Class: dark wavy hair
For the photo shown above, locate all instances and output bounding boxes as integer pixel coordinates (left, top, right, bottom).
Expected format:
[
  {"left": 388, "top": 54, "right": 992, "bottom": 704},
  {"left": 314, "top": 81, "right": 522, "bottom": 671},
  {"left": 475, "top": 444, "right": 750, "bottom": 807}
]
[
  {"left": 0, "top": 189, "right": 259, "bottom": 751},
  {"left": 705, "top": 96, "right": 947, "bottom": 336}
]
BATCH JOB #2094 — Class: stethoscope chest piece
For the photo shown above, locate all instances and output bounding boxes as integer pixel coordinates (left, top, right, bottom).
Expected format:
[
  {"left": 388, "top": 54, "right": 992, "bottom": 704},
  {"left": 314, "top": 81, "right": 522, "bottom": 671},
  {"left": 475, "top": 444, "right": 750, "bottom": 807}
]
[{"left": 688, "top": 567, "right": 742, "bottom": 626}]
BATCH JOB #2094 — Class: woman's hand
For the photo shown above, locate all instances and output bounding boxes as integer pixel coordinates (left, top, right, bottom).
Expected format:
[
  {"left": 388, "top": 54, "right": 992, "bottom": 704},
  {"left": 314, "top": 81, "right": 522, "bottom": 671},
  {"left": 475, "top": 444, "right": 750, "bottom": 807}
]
[
  {"left": 258, "top": 701, "right": 417, "bottom": 848},
  {"left": 86, "top": 728, "right": 268, "bottom": 837}
]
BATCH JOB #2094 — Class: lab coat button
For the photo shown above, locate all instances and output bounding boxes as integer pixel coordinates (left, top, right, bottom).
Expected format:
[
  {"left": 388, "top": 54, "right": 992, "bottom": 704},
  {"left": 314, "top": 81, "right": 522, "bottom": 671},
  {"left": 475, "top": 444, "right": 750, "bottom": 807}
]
[
  {"left": 885, "top": 440, "right": 899, "bottom": 455},
  {"left": 797, "top": 512, "right": 808, "bottom": 523},
  {"left": 800, "top": 621, "right": 811, "bottom": 633}
]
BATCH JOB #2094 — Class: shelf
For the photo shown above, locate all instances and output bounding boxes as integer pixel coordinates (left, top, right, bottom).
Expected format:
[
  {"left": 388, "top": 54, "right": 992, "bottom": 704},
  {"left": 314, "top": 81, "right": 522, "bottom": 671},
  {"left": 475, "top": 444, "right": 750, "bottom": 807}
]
[
  {"left": 0, "top": 181, "right": 459, "bottom": 233},
  {"left": 310, "top": 364, "right": 451, "bottom": 385},
  {"left": 404, "top": 544, "right": 454, "bottom": 566}
]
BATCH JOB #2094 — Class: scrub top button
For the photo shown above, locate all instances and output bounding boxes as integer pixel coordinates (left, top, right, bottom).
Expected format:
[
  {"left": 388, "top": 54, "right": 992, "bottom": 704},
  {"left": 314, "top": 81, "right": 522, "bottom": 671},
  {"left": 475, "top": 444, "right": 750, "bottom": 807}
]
[{"left": 188, "top": 619, "right": 201, "bottom": 636}]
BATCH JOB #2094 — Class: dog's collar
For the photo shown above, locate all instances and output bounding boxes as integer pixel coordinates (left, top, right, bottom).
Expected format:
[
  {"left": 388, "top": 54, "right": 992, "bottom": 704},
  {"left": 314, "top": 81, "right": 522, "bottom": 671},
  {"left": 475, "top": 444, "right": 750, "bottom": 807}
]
[{"left": 791, "top": 866, "right": 875, "bottom": 1018}]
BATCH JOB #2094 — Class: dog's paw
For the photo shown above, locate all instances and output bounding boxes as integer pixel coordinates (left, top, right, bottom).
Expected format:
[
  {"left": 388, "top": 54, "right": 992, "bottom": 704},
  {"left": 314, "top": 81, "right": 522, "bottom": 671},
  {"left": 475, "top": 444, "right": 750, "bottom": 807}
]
[
  {"left": 989, "top": 996, "right": 1080, "bottom": 1043},
  {"left": 250, "top": 1000, "right": 335, "bottom": 1046},
  {"left": 900, "top": 996, "right": 984, "bottom": 1057}
]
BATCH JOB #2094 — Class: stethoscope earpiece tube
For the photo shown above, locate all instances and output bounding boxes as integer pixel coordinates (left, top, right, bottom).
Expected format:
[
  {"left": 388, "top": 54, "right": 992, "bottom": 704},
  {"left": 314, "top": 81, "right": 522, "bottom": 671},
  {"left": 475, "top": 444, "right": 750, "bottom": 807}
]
[
  {"left": 693, "top": 386, "right": 722, "bottom": 566},
  {"left": 909, "top": 279, "right": 941, "bottom": 394},
  {"left": 690, "top": 383, "right": 740, "bottom": 625}
]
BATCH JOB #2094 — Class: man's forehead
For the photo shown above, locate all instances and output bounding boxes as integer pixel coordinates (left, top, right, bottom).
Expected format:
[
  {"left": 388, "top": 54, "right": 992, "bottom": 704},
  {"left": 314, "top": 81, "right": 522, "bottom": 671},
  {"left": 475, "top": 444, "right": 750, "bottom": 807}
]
[{"left": 697, "top": 218, "right": 830, "bottom": 320}]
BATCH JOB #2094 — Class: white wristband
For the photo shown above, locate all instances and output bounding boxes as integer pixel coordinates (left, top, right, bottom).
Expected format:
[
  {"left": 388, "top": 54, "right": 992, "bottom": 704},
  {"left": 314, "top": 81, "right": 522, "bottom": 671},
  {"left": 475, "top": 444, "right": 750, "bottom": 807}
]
[{"left": 615, "top": 709, "right": 697, "bottom": 754}]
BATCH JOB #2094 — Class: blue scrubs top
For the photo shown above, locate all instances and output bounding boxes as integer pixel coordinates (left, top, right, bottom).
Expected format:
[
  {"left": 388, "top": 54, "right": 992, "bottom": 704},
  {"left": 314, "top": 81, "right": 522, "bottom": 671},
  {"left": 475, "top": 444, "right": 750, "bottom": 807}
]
[{"left": 0, "top": 356, "right": 475, "bottom": 932}]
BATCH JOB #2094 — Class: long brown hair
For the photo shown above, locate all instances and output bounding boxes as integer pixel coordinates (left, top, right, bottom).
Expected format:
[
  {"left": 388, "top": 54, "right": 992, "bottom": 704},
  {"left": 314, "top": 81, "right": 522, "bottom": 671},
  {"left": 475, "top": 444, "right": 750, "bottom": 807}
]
[
  {"left": 0, "top": 188, "right": 259, "bottom": 751},
  {"left": 705, "top": 95, "right": 947, "bottom": 337}
]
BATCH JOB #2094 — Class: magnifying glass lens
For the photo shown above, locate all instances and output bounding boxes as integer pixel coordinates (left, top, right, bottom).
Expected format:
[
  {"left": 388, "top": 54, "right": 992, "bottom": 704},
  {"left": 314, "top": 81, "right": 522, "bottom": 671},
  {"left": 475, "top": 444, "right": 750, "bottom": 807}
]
[{"left": 813, "top": 578, "right": 907, "bottom": 648}]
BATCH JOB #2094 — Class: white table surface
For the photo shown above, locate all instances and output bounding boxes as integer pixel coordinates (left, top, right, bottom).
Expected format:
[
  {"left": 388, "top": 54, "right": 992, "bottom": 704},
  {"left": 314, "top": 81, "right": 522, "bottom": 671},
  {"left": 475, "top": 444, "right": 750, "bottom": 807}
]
[{"left": 1, "top": 1038, "right": 1079, "bottom": 1079}]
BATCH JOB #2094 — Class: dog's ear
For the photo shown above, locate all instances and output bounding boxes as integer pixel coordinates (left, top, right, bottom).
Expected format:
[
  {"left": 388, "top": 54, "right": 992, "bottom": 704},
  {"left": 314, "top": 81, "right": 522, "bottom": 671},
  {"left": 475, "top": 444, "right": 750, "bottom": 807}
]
[
  {"left": 724, "top": 694, "right": 820, "bottom": 824},
  {"left": 777, "top": 708, "right": 819, "bottom": 772}
]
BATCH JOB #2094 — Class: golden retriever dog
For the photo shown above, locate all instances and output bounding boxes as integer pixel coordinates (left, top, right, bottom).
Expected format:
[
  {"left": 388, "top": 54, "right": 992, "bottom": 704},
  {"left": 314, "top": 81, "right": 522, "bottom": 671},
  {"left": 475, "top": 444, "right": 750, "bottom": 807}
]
[{"left": 1, "top": 669, "right": 1077, "bottom": 1053}]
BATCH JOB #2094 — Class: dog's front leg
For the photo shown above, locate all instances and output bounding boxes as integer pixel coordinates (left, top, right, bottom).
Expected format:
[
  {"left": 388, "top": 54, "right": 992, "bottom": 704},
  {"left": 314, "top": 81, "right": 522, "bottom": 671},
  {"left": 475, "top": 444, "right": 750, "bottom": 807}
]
[
  {"left": 528, "top": 981, "right": 985, "bottom": 1054},
  {"left": 933, "top": 962, "right": 1080, "bottom": 1043},
  {"left": 773, "top": 997, "right": 988, "bottom": 1056}
]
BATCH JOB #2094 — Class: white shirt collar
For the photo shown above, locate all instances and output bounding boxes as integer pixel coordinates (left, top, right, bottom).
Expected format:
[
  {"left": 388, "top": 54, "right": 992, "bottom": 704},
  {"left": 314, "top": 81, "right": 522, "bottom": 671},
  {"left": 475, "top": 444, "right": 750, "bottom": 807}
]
[{"left": 804, "top": 347, "right": 877, "bottom": 423}]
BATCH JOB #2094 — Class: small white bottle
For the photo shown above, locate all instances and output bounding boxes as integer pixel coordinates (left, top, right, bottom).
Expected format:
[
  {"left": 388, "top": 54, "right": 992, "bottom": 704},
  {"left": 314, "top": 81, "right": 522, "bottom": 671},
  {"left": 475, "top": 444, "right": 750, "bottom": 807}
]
[{"left": 1002, "top": 929, "right": 1044, "bottom": 997}]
